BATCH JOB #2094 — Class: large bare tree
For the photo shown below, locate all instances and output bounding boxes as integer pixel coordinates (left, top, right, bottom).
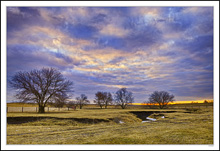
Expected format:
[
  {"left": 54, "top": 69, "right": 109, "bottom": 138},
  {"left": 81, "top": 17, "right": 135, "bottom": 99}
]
[
  {"left": 76, "top": 94, "right": 90, "bottom": 109},
  {"left": 114, "top": 88, "right": 134, "bottom": 109},
  {"left": 9, "top": 67, "right": 73, "bottom": 113},
  {"left": 94, "top": 91, "right": 113, "bottom": 109},
  {"left": 148, "top": 91, "right": 175, "bottom": 109}
]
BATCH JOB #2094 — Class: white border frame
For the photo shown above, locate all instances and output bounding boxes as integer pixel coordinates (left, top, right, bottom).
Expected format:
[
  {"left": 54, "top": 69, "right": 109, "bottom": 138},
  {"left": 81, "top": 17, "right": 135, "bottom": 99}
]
[{"left": 1, "top": 1, "right": 219, "bottom": 150}]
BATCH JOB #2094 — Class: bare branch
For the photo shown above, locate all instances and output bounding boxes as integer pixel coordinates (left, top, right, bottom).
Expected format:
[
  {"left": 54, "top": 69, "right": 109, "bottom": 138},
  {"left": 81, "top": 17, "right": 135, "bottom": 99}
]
[
  {"left": 9, "top": 67, "right": 74, "bottom": 113},
  {"left": 114, "top": 88, "right": 134, "bottom": 109},
  {"left": 94, "top": 92, "right": 113, "bottom": 109},
  {"left": 148, "top": 91, "right": 175, "bottom": 109},
  {"left": 75, "top": 94, "right": 90, "bottom": 109}
]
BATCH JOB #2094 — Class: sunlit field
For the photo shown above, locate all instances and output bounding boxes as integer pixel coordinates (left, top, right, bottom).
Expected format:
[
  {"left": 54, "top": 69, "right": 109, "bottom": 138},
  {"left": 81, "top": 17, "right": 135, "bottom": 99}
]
[
  {"left": 5, "top": 4, "right": 215, "bottom": 146},
  {"left": 7, "top": 104, "right": 213, "bottom": 144}
]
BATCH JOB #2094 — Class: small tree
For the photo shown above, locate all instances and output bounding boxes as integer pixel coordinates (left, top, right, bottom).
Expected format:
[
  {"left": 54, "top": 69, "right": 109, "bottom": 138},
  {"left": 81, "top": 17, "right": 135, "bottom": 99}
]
[
  {"left": 114, "top": 88, "right": 134, "bottom": 109},
  {"left": 204, "top": 100, "right": 209, "bottom": 108},
  {"left": 9, "top": 67, "right": 73, "bottom": 113},
  {"left": 204, "top": 100, "right": 209, "bottom": 104},
  {"left": 76, "top": 94, "right": 90, "bottom": 109},
  {"left": 148, "top": 91, "right": 174, "bottom": 109},
  {"left": 94, "top": 91, "right": 113, "bottom": 109},
  {"left": 94, "top": 92, "right": 104, "bottom": 109},
  {"left": 66, "top": 100, "right": 78, "bottom": 110},
  {"left": 49, "top": 94, "right": 68, "bottom": 108}
]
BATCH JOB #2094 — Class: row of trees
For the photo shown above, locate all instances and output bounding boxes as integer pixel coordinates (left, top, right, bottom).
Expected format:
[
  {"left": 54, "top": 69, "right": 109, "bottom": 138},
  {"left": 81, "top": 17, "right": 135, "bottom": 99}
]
[
  {"left": 53, "top": 88, "right": 134, "bottom": 110},
  {"left": 10, "top": 68, "right": 175, "bottom": 113},
  {"left": 94, "top": 88, "right": 134, "bottom": 109}
]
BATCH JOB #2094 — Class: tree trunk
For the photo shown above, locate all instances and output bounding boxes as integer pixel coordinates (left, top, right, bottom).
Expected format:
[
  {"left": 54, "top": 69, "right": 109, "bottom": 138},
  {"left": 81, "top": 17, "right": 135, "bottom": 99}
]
[{"left": 38, "top": 105, "right": 45, "bottom": 113}]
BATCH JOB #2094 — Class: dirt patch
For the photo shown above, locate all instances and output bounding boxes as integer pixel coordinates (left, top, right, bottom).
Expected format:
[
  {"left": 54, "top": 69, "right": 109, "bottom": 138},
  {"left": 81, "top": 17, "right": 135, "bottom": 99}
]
[{"left": 7, "top": 117, "right": 110, "bottom": 124}]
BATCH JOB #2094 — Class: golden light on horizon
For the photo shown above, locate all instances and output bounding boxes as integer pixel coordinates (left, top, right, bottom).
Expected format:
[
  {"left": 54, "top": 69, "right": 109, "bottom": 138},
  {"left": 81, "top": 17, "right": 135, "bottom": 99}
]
[{"left": 130, "top": 100, "right": 213, "bottom": 106}]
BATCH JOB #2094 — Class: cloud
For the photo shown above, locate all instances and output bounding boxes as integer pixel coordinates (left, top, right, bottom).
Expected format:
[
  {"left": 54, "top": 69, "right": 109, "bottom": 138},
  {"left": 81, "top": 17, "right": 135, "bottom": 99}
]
[
  {"left": 7, "top": 44, "right": 82, "bottom": 76},
  {"left": 6, "top": 7, "right": 213, "bottom": 102},
  {"left": 96, "top": 35, "right": 125, "bottom": 49},
  {"left": 66, "top": 23, "right": 99, "bottom": 40},
  {"left": 90, "top": 13, "right": 108, "bottom": 25},
  {"left": 7, "top": 7, "right": 43, "bottom": 33},
  {"left": 99, "top": 24, "right": 130, "bottom": 37}
]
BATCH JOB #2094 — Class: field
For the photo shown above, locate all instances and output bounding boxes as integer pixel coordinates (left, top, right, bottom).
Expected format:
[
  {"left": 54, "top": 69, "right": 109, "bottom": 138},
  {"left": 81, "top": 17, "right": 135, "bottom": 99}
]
[{"left": 6, "top": 103, "right": 213, "bottom": 145}]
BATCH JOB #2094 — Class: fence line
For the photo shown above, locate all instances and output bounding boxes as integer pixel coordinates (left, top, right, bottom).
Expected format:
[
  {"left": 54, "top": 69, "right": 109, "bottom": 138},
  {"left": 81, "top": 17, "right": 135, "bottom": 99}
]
[
  {"left": 7, "top": 105, "right": 213, "bottom": 112},
  {"left": 7, "top": 107, "right": 75, "bottom": 113}
]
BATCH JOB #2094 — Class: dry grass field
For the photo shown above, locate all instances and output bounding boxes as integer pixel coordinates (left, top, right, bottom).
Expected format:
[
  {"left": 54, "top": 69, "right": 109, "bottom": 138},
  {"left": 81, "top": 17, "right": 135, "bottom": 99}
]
[
  {"left": 7, "top": 103, "right": 39, "bottom": 107},
  {"left": 6, "top": 105, "right": 213, "bottom": 144}
]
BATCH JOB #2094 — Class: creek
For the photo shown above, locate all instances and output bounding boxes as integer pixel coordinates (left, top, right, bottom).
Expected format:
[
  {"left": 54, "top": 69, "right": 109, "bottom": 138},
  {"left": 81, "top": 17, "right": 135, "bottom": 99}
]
[{"left": 130, "top": 111, "right": 176, "bottom": 122}]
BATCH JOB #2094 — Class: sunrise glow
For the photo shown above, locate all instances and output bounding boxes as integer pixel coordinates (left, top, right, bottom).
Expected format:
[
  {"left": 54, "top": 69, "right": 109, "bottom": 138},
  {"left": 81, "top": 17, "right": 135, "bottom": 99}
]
[
  {"left": 130, "top": 100, "right": 213, "bottom": 106},
  {"left": 6, "top": 7, "right": 213, "bottom": 103}
]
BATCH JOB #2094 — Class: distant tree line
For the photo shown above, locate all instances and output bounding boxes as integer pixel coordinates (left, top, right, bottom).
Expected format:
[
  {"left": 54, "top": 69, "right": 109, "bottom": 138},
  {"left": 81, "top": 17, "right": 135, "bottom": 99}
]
[
  {"left": 10, "top": 67, "right": 175, "bottom": 113},
  {"left": 54, "top": 87, "right": 134, "bottom": 110}
]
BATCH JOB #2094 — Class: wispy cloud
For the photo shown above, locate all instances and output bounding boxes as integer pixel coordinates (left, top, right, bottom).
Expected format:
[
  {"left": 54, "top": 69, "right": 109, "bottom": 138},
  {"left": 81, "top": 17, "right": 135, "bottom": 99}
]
[{"left": 7, "top": 7, "right": 213, "bottom": 102}]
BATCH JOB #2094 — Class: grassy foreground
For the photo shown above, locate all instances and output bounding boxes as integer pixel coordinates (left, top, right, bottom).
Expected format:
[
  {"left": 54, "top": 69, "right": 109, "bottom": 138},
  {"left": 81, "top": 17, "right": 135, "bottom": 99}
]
[{"left": 7, "top": 107, "right": 213, "bottom": 144}]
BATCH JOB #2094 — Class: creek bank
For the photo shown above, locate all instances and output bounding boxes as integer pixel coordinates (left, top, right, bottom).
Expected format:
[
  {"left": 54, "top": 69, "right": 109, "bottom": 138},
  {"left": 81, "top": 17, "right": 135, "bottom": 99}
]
[
  {"left": 130, "top": 111, "right": 176, "bottom": 122},
  {"left": 7, "top": 117, "right": 110, "bottom": 124}
]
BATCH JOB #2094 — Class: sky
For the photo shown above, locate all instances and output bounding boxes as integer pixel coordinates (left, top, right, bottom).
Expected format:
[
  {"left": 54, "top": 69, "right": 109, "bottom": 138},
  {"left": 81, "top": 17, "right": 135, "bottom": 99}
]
[{"left": 6, "top": 7, "right": 213, "bottom": 103}]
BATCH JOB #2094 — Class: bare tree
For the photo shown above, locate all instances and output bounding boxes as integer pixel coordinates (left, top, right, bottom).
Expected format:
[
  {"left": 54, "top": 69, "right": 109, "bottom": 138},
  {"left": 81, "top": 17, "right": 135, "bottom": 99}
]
[
  {"left": 94, "top": 92, "right": 104, "bottom": 109},
  {"left": 114, "top": 88, "right": 134, "bottom": 109},
  {"left": 148, "top": 91, "right": 175, "bottom": 109},
  {"left": 204, "top": 100, "right": 209, "bottom": 104},
  {"left": 94, "top": 91, "right": 113, "bottom": 109},
  {"left": 66, "top": 100, "right": 78, "bottom": 110},
  {"left": 9, "top": 67, "right": 73, "bottom": 113},
  {"left": 49, "top": 94, "right": 68, "bottom": 108},
  {"left": 76, "top": 94, "right": 90, "bottom": 109},
  {"left": 104, "top": 92, "right": 113, "bottom": 109}
]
